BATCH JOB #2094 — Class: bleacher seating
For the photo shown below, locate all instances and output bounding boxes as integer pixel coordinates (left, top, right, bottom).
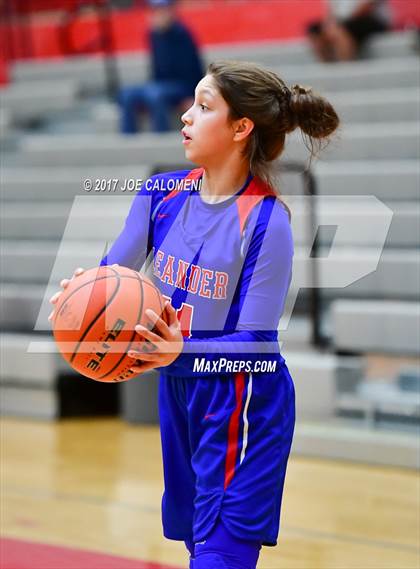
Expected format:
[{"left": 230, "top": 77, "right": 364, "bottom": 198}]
[
  {"left": 0, "top": 30, "right": 419, "bottom": 467},
  {"left": 331, "top": 300, "right": 420, "bottom": 355},
  {"left": 1, "top": 80, "right": 81, "bottom": 125}
]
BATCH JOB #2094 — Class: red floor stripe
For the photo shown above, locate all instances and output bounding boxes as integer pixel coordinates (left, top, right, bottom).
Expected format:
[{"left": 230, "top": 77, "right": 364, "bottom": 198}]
[{"left": 0, "top": 538, "right": 182, "bottom": 569}]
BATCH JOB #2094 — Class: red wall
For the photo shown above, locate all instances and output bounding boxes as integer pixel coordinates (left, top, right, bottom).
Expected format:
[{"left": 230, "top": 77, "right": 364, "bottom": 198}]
[
  {"left": 1, "top": 1, "right": 327, "bottom": 60},
  {"left": 4, "top": 0, "right": 417, "bottom": 66},
  {"left": 389, "top": 0, "right": 420, "bottom": 28}
]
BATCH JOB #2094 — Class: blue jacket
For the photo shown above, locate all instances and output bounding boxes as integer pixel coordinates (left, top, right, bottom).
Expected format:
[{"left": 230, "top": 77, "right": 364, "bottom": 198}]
[{"left": 149, "top": 21, "right": 204, "bottom": 92}]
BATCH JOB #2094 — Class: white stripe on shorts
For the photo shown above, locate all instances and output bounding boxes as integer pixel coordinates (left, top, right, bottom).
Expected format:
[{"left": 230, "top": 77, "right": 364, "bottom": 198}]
[{"left": 240, "top": 372, "right": 253, "bottom": 465}]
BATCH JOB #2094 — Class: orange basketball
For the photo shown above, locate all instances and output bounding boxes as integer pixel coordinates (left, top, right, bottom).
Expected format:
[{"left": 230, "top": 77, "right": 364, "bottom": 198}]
[{"left": 52, "top": 265, "right": 167, "bottom": 383}]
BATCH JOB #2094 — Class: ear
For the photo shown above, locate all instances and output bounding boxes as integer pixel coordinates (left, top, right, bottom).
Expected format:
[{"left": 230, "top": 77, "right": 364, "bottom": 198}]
[{"left": 232, "top": 117, "right": 254, "bottom": 142}]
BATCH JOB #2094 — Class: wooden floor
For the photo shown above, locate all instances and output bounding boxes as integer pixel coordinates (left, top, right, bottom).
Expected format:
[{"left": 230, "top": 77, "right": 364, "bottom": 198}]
[{"left": 1, "top": 418, "right": 419, "bottom": 569}]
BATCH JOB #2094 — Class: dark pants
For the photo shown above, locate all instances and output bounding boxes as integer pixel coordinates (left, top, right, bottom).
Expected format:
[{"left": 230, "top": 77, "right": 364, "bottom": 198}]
[
  {"left": 118, "top": 80, "right": 193, "bottom": 134},
  {"left": 307, "top": 14, "right": 390, "bottom": 48}
]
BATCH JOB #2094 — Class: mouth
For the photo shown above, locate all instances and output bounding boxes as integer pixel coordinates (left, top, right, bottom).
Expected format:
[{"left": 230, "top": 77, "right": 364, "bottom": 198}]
[{"left": 182, "top": 130, "right": 192, "bottom": 144}]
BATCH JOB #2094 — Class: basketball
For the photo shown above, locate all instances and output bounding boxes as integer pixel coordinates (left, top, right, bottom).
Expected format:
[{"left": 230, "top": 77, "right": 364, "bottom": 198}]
[{"left": 52, "top": 265, "right": 167, "bottom": 383}]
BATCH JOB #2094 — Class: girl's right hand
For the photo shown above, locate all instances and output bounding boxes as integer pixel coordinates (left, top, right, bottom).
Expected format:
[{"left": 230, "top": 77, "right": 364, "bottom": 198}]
[
  {"left": 48, "top": 267, "right": 86, "bottom": 322},
  {"left": 48, "top": 263, "right": 121, "bottom": 322}
]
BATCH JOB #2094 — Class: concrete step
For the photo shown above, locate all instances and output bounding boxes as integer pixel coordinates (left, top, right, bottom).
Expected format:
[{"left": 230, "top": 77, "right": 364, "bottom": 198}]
[
  {"left": 91, "top": 86, "right": 420, "bottom": 135},
  {"left": 0, "top": 199, "right": 130, "bottom": 241},
  {"left": 289, "top": 197, "right": 419, "bottom": 248},
  {"left": 10, "top": 132, "right": 188, "bottom": 167},
  {"left": 0, "top": 240, "right": 101, "bottom": 285},
  {"left": 1, "top": 197, "right": 418, "bottom": 248},
  {"left": 283, "top": 350, "right": 366, "bottom": 420},
  {"left": 331, "top": 299, "right": 420, "bottom": 355},
  {"left": 275, "top": 57, "right": 420, "bottom": 93},
  {"left": 329, "top": 87, "right": 420, "bottom": 124},
  {"left": 0, "top": 281, "right": 311, "bottom": 341},
  {"left": 1, "top": 160, "right": 418, "bottom": 202},
  {"left": 0, "top": 165, "right": 151, "bottom": 200},
  {"left": 0, "top": 332, "right": 60, "bottom": 387},
  {"left": 0, "top": 330, "right": 362, "bottom": 425},
  {"left": 363, "top": 29, "right": 418, "bottom": 59},
  {"left": 292, "top": 419, "right": 419, "bottom": 468},
  {"left": 10, "top": 120, "right": 419, "bottom": 167},
  {"left": 0, "top": 80, "right": 81, "bottom": 124},
  {"left": 0, "top": 109, "right": 13, "bottom": 138},
  {"left": 10, "top": 31, "right": 417, "bottom": 90},
  {"left": 313, "top": 160, "right": 419, "bottom": 201},
  {"left": 0, "top": 326, "right": 122, "bottom": 419},
  {"left": 291, "top": 248, "right": 420, "bottom": 300},
  {"left": 286, "top": 121, "right": 420, "bottom": 162},
  {"left": 0, "top": 283, "right": 48, "bottom": 331},
  {"left": 1, "top": 241, "right": 419, "bottom": 299}
]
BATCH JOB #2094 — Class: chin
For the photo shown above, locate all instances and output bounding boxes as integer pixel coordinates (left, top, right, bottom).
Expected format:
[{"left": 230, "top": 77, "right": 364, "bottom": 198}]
[{"left": 184, "top": 149, "right": 200, "bottom": 164}]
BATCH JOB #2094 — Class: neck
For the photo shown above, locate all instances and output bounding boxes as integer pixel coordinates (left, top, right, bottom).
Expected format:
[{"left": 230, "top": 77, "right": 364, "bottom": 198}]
[{"left": 200, "top": 158, "right": 251, "bottom": 205}]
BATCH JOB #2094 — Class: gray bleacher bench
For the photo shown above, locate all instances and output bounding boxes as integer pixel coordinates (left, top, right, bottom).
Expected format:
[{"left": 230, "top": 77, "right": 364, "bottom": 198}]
[
  {"left": 2, "top": 242, "right": 418, "bottom": 298},
  {"left": 1, "top": 195, "right": 418, "bottom": 248},
  {"left": 0, "top": 165, "right": 151, "bottom": 201},
  {"left": 0, "top": 333, "right": 119, "bottom": 419},
  {"left": 90, "top": 86, "right": 420, "bottom": 134},
  {"left": 1, "top": 80, "right": 81, "bottom": 125},
  {"left": 331, "top": 299, "right": 420, "bottom": 355},
  {"left": 313, "top": 160, "right": 419, "bottom": 201},
  {"left": 10, "top": 30, "right": 417, "bottom": 89},
  {"left": 12, "top": 120, "right": 419, "bottom": 167},
  {"left": 272, "top": 57, "right": 419, "bottom": 93}
]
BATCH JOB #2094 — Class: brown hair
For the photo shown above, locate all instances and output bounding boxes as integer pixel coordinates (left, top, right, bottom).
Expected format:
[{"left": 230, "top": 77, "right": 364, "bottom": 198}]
[{"left": 207, "top": 60, "right": 341, "bottom": 218}]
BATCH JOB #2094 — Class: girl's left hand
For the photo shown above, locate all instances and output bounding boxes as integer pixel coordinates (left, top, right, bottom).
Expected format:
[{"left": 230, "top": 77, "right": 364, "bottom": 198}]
[{"left": 127, "top": 300, "right": 184, "bottom": 375}]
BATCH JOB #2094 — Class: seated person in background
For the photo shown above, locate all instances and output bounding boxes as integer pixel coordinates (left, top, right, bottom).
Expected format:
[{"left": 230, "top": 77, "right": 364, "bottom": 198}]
[
  {"left": 306, "top": 0, "right": 392, "bottom": 62},
  {"left": 119, "top": 0, "right": 204, "bottom": 134}
]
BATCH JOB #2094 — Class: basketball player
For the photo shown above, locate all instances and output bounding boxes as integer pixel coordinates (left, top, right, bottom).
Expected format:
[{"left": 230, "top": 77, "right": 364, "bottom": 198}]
[{"left": 50, "top": 61, "right": 340, "bottom": 568}]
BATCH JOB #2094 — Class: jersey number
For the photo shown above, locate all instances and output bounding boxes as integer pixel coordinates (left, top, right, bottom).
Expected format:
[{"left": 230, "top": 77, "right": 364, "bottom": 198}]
[{"left": 162, "top": 295, "right": 194, "bottom": 339}]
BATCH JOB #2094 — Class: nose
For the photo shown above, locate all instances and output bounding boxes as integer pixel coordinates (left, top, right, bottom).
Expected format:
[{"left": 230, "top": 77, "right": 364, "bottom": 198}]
[{"left": 181, "top": 107, "right": 193, "bottom": 125}]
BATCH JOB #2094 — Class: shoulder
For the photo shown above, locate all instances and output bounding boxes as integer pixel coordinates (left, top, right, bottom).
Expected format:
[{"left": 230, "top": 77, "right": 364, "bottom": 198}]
[
  {"left": 143, "top": 168, "right": 202, "bottom": 212},
  {"left": 173, "top": 21, "right": 193, "bottom": 36},
  {"left": 167, "top": 21, "right": 193, "bottom": 41},
  {"left": 245, "top": 195, "right": 294, "bottom": 254}
]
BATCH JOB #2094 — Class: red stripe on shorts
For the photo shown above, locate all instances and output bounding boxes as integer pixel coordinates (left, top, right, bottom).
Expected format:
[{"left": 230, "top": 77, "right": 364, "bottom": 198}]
[{"left": 224, "top": 371, "right": 246, "bottom": 490}]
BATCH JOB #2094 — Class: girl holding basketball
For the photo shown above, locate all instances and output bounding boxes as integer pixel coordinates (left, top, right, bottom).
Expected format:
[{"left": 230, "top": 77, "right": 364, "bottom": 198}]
[{"left": 50, "top": 61, "right": 339, "bottom": 568}]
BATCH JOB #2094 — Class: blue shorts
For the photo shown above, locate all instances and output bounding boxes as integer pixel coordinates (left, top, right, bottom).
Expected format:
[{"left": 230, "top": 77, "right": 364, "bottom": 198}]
[
  {"left": 158, "top": 362, "right": 295, "bottom": 546},
  {"left": 186, "top": 516, "right": 262, "bottom": 568}
]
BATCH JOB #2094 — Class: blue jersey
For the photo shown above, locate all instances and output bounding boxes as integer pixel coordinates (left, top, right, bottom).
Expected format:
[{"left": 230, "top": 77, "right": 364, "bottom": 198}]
[
  {"left": 100, "top": 167, "right": 294, "bottom": 376},
  {"left": 100, "top": 168, "right": 296, "bottom": 547}
]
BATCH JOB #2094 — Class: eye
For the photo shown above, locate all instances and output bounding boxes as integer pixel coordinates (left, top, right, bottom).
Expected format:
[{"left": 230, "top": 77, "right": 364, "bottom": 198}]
[{"left": 199, "top": 103, "right": 208, "bottom": 111}]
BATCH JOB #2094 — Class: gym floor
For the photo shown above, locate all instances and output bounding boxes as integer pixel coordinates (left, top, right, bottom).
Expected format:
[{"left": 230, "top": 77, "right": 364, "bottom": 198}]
[{"left": 1, "top": 418, "right": 419, "bottom": 568}]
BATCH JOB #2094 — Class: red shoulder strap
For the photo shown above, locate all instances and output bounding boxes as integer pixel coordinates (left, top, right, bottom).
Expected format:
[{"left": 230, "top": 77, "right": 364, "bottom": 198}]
[
  {"left": 235, "top": 176, "right": 276, "bottom": 235},
  {"left": 162, "top": 167, "right": 204, "bottom": 202},
  {"left": 161, "top": 168, "right": 276, "bottom": 236}
]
